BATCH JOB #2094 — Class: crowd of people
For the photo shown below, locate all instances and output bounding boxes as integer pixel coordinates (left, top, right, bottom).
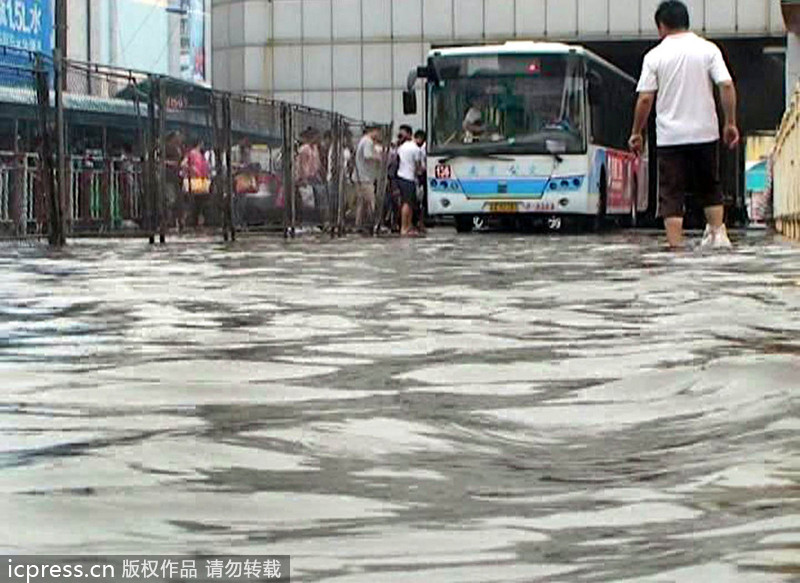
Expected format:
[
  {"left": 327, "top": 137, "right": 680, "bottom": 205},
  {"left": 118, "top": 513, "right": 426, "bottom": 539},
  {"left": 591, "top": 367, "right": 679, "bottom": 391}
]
[
  {"left": 292, "top": 123, "right": 428, "bottom": 237},
  {"left": 150, "top": 121, "right": 431, "bottom": 236}
]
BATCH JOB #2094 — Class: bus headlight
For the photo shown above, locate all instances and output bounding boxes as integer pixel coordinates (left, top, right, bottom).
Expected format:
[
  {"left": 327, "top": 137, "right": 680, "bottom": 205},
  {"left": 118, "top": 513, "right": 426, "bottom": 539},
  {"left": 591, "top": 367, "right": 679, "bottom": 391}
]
[
  {"left": 559, "top": 197, "right": 569, "bottom": 207},
  {"left": 441, "top": 197, "right": 451, "bottom": 208}
]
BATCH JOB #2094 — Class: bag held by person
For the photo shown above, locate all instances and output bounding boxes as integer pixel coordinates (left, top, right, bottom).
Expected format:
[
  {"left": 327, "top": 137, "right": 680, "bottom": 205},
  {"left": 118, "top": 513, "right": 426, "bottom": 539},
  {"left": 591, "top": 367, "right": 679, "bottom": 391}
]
[{"left": 183, "top": 177, "right": 211, "bottom": 195}]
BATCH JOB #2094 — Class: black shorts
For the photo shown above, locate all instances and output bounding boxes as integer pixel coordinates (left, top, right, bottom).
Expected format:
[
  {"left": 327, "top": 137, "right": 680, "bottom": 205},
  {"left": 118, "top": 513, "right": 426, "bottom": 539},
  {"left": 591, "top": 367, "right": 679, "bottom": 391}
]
[
  {"left": 397, "top": 178, "right": 417, "bottom": 206},
  {"left": 657, "top": 141, "right": 724, "bottom": 218}
]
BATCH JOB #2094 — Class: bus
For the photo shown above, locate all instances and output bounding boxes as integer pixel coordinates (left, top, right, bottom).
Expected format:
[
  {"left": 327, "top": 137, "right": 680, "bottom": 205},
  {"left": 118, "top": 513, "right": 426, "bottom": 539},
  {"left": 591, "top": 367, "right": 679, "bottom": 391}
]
[{"left": 403, "top": 42, "right": 657, "bottom": 232}]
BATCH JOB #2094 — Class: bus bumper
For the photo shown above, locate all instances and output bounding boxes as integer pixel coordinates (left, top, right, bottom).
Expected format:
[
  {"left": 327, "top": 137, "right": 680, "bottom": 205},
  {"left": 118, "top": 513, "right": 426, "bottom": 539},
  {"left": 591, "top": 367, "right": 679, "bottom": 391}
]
[{"left": 427, "top": 192, "right": 600, "bottom": 217}]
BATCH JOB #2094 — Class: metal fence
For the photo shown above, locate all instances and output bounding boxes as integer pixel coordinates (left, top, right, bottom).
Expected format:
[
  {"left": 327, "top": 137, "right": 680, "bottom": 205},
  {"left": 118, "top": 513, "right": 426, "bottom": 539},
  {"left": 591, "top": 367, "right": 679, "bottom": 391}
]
[
  {"left": 0, "top": 48, "right": 53, "bottom": 238},
  {"left": 773, "top": 83, "right": 800, "bottom": 241},
  {"left": 0, "top": 51, "right": 392, "bottom": 241}
]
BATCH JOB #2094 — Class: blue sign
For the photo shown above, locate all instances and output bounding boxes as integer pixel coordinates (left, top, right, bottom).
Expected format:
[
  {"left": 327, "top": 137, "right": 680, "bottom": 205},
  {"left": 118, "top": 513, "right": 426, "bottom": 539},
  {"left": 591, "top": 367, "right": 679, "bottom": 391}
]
[{"left": 0, "top": 0, "right": 52, "bottom": 55}]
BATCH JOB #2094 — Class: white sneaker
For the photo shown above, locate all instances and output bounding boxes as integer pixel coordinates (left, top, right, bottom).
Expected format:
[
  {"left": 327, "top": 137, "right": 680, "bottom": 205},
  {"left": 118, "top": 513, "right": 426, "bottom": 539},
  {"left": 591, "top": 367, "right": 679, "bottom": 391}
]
[
  {"left": 701, "top": 224, "right": 733, "bottom": 249},
  {"left": 700, "top": 225, "right": 714, "bottom": 248}
]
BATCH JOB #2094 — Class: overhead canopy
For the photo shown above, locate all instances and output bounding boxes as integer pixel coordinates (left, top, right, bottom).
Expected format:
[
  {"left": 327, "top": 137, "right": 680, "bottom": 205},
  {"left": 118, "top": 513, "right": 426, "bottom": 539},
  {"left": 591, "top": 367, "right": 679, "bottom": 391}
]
[{"left": 114, "top": 78, "right": 213, "bottom": 110}]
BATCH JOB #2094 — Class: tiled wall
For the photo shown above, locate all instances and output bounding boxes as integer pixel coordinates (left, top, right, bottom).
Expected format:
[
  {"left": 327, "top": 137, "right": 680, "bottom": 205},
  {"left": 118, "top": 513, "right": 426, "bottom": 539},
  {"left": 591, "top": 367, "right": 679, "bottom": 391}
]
[{"left": 212, "top": 0, "right": 786, "bottom": 126}]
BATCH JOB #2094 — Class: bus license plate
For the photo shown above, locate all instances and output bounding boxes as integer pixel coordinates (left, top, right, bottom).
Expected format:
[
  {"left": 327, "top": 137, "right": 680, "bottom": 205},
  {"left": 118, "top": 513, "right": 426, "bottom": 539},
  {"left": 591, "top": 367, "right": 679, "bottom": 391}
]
[{"left": 488, "top": 202, "right": 518, "bottom": 213}]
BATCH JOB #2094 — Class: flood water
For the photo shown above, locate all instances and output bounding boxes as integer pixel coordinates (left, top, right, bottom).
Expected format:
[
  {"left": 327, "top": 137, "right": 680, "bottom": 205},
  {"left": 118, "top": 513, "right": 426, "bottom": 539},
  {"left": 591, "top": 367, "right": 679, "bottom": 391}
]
[{"left": 0, "top": 230, "right": 798, "bottom": 582}]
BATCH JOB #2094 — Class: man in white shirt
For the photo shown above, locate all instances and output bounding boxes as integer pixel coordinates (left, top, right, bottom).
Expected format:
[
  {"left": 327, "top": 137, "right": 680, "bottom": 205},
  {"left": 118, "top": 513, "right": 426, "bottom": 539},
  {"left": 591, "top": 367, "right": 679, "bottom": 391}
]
[
  {"left": 629, "top": 0, "right": 739, "bottom": 250},
  {"left": 395, "top": 124, "right": 422, "bottom": 236}
]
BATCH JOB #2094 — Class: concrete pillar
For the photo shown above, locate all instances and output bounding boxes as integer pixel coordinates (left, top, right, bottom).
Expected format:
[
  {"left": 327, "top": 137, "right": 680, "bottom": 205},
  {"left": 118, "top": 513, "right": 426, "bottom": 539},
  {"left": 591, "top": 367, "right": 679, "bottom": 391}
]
[
  {"left": 784, "top": 2, "right": 800, "bottom": 104},
  {"left": 109, "top": 0, "right": 119, "bottom": 67},
  {"left": 66, "top": 0, "right": 88, "bottom": 61},
  {"left": 788, "top": 33, "right": 800, "bottom": 105}
]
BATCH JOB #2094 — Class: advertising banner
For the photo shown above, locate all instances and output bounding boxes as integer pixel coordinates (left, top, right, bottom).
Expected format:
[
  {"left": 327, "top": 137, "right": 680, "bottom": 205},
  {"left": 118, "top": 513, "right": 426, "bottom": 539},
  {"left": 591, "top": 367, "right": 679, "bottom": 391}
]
[
  {"left": 180, "top": 0, "right": 205, "bottom": 83},
  {"left": 0, "top": 0, "right": 51, "bottom": 54}
]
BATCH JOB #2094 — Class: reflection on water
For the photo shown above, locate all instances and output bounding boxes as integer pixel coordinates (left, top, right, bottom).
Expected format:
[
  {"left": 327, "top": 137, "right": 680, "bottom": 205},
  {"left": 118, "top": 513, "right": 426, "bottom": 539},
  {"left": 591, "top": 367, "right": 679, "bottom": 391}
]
[{"left": 0, "top": 231, "right": 798, "bottom": 581}]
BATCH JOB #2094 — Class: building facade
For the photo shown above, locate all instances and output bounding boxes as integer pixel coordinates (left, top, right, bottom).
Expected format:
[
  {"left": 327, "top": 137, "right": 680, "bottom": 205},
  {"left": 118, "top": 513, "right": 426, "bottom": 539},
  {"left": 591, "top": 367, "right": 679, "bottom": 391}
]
[
  {"left": 212, "top": 0, "right": 786, "bottom": 128},
  {"left": 66, "top": 0, "right": 212, "bottom": 83}
]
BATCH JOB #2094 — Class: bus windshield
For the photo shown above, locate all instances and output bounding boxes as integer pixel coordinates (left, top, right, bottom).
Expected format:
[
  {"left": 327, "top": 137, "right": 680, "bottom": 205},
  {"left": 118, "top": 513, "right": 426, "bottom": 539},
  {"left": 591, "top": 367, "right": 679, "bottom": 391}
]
[{"left": 429, "top": 53, "right": 586, "bottom": 156}]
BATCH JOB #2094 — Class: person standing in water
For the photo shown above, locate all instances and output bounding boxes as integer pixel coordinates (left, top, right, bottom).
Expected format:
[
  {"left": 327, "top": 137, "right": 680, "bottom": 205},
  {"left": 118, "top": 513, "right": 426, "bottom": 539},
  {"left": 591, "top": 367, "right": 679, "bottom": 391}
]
[{"left": 629, "top": 0, "right": 739, "bottom": 250}]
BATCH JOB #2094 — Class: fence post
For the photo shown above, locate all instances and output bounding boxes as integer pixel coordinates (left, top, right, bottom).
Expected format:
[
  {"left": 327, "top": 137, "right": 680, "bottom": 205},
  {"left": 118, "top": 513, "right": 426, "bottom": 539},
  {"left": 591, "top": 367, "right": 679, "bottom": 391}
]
[
  {"left": 131, "top": 77, "right": 147, "bottom": 233},
  {"left": 101, "top": 126, "right": 113, "bottom": 230},
  {"left": 145, "top": 75, "right": 158, "bottom": 244},
  {"left": 281, "top": 104, "right": 295, "bottom": 238},
  {"left": 223, "top": 93, "right": 235, "bottom": 242},
  {"left": 157, "top": 77, "right": 167, "bottom": 243},
  {"left": 34, "top": 64, "right": 61, "bottom": 246},
  {"left": 211, "top": 92, "right": 225, "bottom": 239},
  {"left": 12, "top": 118, "right": 25, "bottom": 236},
  {"left": 330, "top": 114, "right": 341, "bottom": 238},
  {"left": 52, "top": 42, "right": 67, "bottom": 244}
]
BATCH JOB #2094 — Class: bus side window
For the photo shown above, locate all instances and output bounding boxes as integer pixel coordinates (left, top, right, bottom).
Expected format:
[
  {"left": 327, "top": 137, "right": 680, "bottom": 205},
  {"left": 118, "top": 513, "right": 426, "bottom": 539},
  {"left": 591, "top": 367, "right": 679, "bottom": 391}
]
[
  {"left": 615, "top": 84, "right": 629, "bottom": 150},
  {"left": 589, "top": 66, "right": 637, "bottom": 152},
  {"left": 589, "top": 68, "right": 608, "bottom": 147}
]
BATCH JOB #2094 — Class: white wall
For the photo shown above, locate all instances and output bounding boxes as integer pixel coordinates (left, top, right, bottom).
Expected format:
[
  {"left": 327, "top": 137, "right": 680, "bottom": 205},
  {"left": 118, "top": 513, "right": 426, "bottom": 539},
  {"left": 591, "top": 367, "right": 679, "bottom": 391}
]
[{"left": 212, "top": 0, "right": 786, "bottom": 125}]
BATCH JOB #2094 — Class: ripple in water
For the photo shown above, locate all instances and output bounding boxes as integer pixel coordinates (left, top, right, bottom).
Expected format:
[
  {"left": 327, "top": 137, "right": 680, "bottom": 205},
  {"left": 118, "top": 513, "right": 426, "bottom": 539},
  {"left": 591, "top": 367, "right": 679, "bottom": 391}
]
[{"left": 0, "top": 232, "right": 798, "bottom": 581}]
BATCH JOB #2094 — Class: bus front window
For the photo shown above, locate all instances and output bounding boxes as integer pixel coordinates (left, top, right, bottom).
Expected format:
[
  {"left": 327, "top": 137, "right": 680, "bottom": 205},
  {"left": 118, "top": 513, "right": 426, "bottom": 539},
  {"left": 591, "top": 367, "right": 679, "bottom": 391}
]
[{"left": 430, "top": 54, "right": 585, "bottom": 155}]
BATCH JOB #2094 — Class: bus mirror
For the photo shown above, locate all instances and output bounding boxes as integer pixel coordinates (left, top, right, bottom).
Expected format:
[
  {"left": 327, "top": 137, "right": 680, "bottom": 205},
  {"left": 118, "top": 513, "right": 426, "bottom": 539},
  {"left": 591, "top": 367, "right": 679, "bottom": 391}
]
[{"left": 403, "top": 91, "right": 417, "bottom": 115}]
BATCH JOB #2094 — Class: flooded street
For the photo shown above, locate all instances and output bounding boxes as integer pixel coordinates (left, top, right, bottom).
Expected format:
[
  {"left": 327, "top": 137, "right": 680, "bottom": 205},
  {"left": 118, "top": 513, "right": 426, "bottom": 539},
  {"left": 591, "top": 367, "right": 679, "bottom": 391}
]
[{"left": 0, "top": 230, "right": 798, "bottom": 582}]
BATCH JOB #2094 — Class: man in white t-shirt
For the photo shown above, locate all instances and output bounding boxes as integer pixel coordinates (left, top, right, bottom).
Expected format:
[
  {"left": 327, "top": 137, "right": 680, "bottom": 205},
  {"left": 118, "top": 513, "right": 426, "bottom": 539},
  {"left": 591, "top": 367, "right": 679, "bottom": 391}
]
[
  {"left": 395, "top": 124, "right": 422, "bottom": 236},
  {"left": 629, "top": 0, "right": 739, "bottom": 250}
]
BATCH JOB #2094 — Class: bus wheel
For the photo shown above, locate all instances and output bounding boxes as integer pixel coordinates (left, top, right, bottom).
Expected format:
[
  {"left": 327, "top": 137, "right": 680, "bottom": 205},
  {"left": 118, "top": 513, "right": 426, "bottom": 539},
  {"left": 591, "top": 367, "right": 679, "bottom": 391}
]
[
  {"left": 547, "top": 215, "right": 562, "bottom": 231},
  {"left": 593, "top": 168, "right": 608, "bottom": 232},
  {"left": 455, "top": 216, "right": 473, "bottom": 233}
]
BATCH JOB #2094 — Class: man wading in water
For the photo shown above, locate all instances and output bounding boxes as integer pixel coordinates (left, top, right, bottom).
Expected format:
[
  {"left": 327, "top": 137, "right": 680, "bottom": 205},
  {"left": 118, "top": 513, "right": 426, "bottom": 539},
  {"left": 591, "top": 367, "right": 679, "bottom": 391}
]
[{"left": 629, "top": 0, "right": 740, "bottom": 250}]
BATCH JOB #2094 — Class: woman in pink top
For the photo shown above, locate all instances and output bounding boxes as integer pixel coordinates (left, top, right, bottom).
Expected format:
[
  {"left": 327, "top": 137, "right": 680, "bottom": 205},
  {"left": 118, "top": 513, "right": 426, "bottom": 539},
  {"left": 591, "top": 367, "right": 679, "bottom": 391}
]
[
  {"left": 182, "top": 140, "right": 212, "bottom": 228},
  {"left": 183, "top": 140, "right": 210, "bottom": 182}
]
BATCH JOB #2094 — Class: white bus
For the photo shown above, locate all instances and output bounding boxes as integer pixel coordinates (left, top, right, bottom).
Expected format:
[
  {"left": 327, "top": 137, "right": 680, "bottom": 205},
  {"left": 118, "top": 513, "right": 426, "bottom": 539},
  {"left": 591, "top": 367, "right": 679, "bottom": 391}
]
[{"left": 403, "top": 42, "right": 656, "bottom": 232}]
